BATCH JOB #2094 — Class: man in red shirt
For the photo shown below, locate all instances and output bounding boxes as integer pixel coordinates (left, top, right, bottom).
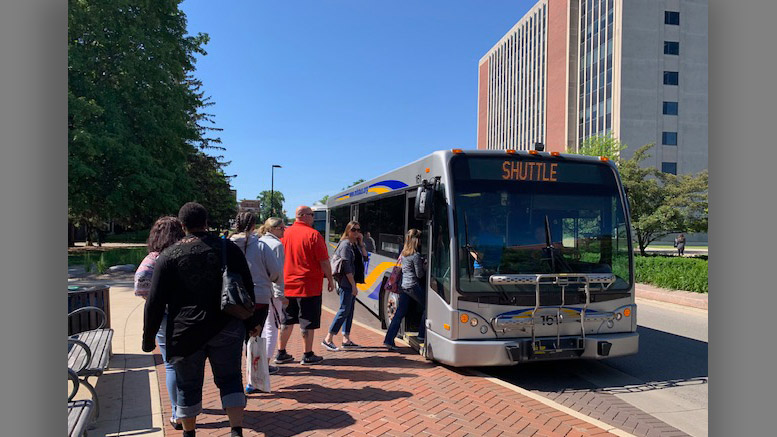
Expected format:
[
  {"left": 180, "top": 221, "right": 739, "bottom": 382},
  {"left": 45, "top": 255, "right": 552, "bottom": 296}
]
[{"left": 275, "top": 205, "right": 335, "bottom": 365}]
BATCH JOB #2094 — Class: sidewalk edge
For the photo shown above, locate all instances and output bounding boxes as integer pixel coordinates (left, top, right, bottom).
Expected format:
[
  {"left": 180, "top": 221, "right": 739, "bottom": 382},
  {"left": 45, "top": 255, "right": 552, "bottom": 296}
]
[{"left": 322, "top": 305, "right": 632, "bottom": 437}]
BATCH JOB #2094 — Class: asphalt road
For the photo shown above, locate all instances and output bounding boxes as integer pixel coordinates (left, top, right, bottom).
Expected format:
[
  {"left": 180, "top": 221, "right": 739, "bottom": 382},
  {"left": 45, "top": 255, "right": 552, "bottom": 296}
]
[{"left": 323, "top": 291, "right": 708, "bottom": 437}]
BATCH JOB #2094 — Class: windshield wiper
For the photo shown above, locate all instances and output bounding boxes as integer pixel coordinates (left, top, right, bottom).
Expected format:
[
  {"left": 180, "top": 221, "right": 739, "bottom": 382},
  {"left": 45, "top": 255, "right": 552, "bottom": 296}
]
[{"left": 542, "top": 215, "right": 572, "bottom": 273}]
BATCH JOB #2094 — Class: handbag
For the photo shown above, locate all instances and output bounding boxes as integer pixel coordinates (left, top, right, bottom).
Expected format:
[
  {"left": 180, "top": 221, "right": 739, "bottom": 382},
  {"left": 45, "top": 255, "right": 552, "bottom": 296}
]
[
  {"left": 246, "top": 335, "right": 271, "bottom": 393},
  {"left": 384, "top": 255, "right": 403, "bottom": 295},
  {"left": 220, "top": 238, "right": 255, "bottom": 320},
  {"left": 330, "top": 241, "right": 346, "bottom": 276}
]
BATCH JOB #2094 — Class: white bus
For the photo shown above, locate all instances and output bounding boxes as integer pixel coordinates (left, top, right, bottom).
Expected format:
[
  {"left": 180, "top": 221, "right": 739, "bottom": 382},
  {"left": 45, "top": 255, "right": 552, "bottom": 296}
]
[{"left": 325, "top": 149, "right": 638, "bottom": 366}]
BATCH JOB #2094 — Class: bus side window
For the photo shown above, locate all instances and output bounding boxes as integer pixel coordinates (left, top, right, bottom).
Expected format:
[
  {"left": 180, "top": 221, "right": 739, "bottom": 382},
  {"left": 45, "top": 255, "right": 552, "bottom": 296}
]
[{"left": 430, "top": 187, "right": 451, "bottom": 303}]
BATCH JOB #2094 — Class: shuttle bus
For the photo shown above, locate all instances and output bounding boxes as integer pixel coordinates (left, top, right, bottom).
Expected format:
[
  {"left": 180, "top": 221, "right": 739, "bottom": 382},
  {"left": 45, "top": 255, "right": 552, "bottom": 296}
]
[{"left": 325, "top": 149, "right": 638, "bottom": 366}]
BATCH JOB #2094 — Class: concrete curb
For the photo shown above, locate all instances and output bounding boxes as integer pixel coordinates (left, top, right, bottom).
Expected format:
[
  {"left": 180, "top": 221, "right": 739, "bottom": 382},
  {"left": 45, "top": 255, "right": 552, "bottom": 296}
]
[{"left": 635, "top": 283, "right": 707, "bottom": 310}]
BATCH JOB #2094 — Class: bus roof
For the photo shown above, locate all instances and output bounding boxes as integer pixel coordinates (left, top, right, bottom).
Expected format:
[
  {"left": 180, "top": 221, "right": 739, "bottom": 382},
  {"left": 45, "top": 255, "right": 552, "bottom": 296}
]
[{"left": 325, "top": 149, "right": 618, "bottom": 208}]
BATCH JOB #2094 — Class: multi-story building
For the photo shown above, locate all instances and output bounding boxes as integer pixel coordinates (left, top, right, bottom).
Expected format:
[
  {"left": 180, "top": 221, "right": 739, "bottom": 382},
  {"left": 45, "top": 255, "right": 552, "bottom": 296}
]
[{"left": 477, "top": 0, "right": 707, "bottom": 175}]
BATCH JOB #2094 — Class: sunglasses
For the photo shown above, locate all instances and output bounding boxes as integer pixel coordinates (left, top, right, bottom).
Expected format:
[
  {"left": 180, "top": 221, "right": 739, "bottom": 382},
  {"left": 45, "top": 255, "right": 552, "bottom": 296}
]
[{"left": 351, "top": 228, "right": 361, "bottom": 232}]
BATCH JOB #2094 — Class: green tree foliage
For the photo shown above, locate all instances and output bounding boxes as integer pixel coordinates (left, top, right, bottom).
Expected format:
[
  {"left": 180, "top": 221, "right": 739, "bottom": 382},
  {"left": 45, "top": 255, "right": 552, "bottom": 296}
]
[
  {"left": 319, "top": 195, "right": 330, "bottom": 204},
  {"left": 257, "top": 190, "right": 286, "bottom": 223},
  {"left": 618, "top": 144, "right": 708, "bottom": 255},
  {"left": 187, "top": 152, "right": 237, "bottom": 230},
  {"left": 567, "top": 132, "right": 627, "bottom": 162},
  {"left": 68, "top": 0, "right": 233, "bottom": 241}
]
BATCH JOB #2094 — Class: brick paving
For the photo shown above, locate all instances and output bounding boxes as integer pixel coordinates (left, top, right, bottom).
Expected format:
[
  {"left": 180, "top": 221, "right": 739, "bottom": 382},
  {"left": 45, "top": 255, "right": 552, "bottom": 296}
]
[{"left": 154, "top": 309, "right": 620, "bottom": 437}]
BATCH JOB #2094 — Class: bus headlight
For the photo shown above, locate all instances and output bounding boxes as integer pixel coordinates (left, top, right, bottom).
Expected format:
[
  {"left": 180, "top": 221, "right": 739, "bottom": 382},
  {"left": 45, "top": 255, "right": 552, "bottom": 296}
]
[
  {"left": 480, "top": 325, "right": 488, "bottom": 334},
  {"left": 470, "top": 318, "right": 478, "bottom": 327}
]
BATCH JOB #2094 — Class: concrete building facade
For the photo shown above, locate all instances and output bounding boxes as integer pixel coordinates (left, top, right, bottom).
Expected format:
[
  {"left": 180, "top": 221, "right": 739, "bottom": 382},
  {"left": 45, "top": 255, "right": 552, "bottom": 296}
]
[{"left": 477, "top": 0, "right": 708, "bottom": 176}]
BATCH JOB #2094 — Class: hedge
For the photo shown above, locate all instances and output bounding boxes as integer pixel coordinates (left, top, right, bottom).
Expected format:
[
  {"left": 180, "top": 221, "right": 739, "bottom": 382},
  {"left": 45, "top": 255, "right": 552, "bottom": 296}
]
[{"left": 634, "top": 255, "right": 708, "bottom": 293}]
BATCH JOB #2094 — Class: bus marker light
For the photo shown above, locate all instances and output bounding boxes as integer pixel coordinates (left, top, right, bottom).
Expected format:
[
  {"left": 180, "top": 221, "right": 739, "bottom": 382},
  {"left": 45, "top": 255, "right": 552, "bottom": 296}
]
[
  {"left": 425, "top": 167, "right": 430, "bottom": 173},
  {"left": 452, "top": 149, "right": 463, "bottom": 154},
  {"left": 506, "top": 149, "right": 516, "bottom": 154},
  {"left": 460, "top": 314, "right": 469, "bottom": 324},
  {"left": 528, "top": 150, "right": 539, "bottom": 155},
  {"left": 623, "top": 308, "right": 631, "bottom": 317},
  {"left": 470, "top": 318, "right": 479, "bottom": 327},
  {"left": 551, "top": 151, "right": 560, "bottom": 156},
  {"left": 443, "top": 323, "right": 451, "bottom": 330},
  {"left": 599, "top": 156, "right": 609, "bottom": 162}
]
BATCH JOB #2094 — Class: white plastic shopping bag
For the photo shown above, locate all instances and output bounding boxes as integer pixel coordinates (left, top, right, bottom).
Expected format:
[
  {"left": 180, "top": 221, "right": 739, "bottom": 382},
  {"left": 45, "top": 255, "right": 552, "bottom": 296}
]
[{"left": 246, "top": 335, "right": 271, "bottom": 393}]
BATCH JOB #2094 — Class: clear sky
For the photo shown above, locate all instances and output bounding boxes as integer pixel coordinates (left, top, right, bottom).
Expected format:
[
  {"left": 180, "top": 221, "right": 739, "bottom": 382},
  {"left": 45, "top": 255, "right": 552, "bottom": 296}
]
[{"left": 180, "top": 0, "right": 535, "bottom": 216}]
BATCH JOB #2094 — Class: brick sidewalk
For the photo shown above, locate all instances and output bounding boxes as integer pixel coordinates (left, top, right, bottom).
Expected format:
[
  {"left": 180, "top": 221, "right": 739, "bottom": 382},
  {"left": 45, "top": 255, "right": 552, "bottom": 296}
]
[{"left": 154, "top": 310, "right": 620, "bottom": 437}]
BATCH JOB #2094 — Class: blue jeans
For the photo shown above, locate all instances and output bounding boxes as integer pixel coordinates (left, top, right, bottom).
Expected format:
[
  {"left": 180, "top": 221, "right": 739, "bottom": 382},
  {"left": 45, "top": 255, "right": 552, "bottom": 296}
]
[
  {"left": 329, "top": 285, "right": 356, "bottom": 335},
  {"left": 384, "top": 283, "right": 426, "bottom": 346},
  {"left": 156, "top": 314, "right": 177, "bottom": 420},
  {"left": 173, "top": 318, "right": 246, "bottom": 419}
]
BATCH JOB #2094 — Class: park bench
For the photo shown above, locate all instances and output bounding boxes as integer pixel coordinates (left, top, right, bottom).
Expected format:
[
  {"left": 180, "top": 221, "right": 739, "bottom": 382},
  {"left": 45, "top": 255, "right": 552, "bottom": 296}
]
[
  {"left": 68, "top": 306, "right": 113, "bottom": 423},
  {"left": 68, "top": 368, "right": 95, "bottom": 436}
]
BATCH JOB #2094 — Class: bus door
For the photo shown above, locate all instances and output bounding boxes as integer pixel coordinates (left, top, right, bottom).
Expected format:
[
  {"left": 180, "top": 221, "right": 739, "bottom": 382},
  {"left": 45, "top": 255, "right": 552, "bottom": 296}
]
[{"left": 403, "top": 191, "right": 429, "bottom": 340}]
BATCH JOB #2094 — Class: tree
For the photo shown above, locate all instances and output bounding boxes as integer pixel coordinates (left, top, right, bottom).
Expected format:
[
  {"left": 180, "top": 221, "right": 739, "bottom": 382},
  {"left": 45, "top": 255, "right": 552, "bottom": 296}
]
[
  {"left": 617, "top": 144, "right": 708, "bottom": 255},
  {"left": 186, "top": 152, "right": 237, "bottom": 230},
  {"left": 257, "top": 190, "right": 286, "bottom": 223},
  {"left": 319, "top": 195, "right": 329, "bottom": 204},
  {"left": 567, "top": 132, "right": 627, "bottom": 162},
  {"left": 342, "top": 179, "right": 365, "bottom": 190},
  {"left": 68, "top": 0, "right": 233, "bottom": 240}
]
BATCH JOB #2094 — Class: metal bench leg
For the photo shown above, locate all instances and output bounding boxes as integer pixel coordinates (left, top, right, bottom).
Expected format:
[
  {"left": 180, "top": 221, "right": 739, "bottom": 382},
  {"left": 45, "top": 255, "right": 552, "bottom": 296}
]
[{"left": 80, "top": 377, "right": 100, "bottom": 425}]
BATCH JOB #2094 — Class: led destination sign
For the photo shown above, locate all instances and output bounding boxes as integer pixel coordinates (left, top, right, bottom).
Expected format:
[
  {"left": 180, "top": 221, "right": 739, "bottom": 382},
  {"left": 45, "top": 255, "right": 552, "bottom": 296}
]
[
  {"left": 453, "top": 156, "right": 615, "bottom": 186},
  {"left": 502, "top": 161, "right": 557, "bottom": 182}
]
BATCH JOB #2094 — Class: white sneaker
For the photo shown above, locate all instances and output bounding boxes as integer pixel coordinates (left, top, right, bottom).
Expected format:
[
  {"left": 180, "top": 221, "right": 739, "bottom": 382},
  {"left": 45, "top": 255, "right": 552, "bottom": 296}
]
[{"left": 321, "top": 340, "right": 339, "bottom": 351}]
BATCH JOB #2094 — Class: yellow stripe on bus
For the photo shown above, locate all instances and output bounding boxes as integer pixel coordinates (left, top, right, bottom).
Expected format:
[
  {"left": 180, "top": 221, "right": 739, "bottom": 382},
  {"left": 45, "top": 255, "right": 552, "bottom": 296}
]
[{"left": 357, "top": 261, "right": 396, "bottom": 291}]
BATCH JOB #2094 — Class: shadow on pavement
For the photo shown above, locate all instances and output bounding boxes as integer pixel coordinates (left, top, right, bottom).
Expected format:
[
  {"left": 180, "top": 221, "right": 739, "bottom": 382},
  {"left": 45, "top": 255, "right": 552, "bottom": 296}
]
[
  {"left": 198, "top": 408, "right": 356, "bottom": 437},
  {"left": 277, "top": 365, "right": 416, "bottom": 382},
  {"left": 315, "top": 354, "right": 435, "bottom": 369},
  {"left": 482, "top": 325, "right": 707, "bottom": 395},
  {"left": 253, "top": 383, "right": 412, "bottom": 404}
]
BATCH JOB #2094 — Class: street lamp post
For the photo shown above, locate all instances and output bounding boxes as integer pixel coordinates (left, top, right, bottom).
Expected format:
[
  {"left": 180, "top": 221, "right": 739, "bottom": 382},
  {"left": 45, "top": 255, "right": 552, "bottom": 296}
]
[{"left": 270, "top": 164, "right": 282, "bottom": 216}]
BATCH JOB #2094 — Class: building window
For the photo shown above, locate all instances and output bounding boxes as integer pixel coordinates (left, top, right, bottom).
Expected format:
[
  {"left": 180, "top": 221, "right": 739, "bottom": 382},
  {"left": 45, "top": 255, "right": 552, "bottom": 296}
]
[
  {"left": 664, "top": 41, "right": 680, "bottom": 55},
  {"left": 663, "top": 71, "right": 679, "bottom": 85},
  {"left": 663, "top": 101, "right": 678, "bottom": 115},
  {"left": 662, "top": 131, "right": 678, "bottom": 145},
  {"left": 665, "top": 11, "right": 680, "bottom": 25},
  {"left": 662, "top": 162, "right": 677, "bottom": 174}
]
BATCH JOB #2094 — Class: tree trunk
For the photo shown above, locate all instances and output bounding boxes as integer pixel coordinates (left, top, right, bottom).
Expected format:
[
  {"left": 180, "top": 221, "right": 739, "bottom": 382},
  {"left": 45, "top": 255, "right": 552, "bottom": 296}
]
[
  {"left": 85, "top": 222, "right": 94, "bottom": 247},
  {"left": 68, "top": 221, "right": 76, "bottom": 247}
]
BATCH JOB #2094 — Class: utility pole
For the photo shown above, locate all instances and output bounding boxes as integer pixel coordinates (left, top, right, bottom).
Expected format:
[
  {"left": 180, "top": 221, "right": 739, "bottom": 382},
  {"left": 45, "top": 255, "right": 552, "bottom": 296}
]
[{"left": 271, "top": 164, "right": 282, "bottom": 217}]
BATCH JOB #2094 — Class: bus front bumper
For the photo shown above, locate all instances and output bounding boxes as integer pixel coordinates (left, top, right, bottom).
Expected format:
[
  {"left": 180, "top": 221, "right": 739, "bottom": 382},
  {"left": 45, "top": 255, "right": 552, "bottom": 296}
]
[{"left": 426, "top": 331, "right": 639, "bottom": 367}]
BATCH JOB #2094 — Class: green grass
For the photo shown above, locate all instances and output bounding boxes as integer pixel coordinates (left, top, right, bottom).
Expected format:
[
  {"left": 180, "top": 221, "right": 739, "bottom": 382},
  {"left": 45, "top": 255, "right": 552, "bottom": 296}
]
[
  {"left": 634, "top": 254, "right": 708, "bottom": 293},
  {"left": 69, "top": 247, "right": 148, "bottom": 274}
]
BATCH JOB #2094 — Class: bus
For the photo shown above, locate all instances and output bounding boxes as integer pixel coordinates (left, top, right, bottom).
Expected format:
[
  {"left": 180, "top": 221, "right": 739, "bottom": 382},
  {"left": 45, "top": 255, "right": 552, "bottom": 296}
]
[
  {"left": 325, "top": 149, "right": 638, "bottom": 367},
  {"left": 311, "top": 203, "right": 327, "bottom": 237}
]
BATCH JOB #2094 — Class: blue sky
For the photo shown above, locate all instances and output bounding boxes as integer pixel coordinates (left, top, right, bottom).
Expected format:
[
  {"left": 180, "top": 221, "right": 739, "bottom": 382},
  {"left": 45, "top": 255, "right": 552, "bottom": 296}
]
[{"left": 180, "top": 0, "right": 535, "bottom": 215}]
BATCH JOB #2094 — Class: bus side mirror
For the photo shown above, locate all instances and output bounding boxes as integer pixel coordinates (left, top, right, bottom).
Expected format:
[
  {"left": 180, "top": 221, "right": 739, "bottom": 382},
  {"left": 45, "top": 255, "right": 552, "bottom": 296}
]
[{"left": 414, "top": 185, "right": 434, "bottom": 221}]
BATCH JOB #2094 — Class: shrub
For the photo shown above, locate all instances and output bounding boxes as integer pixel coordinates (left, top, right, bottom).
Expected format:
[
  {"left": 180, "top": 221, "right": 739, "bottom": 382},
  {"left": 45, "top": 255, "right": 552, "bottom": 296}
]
[{"left": 634, "top": 255, "right": 708, "bottom": 293}]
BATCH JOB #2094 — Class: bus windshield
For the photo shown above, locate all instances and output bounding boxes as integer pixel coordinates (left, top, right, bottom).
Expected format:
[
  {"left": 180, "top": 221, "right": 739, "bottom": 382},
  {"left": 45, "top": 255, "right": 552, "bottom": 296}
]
[{"left": 451, "top": 156, "right": 632, "bottom": 293}]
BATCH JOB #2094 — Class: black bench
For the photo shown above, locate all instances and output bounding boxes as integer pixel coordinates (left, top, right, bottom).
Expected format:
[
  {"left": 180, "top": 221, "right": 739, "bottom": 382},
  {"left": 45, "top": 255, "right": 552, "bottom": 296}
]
[
  {"left": 68, "top": 306, "right": 113, "bottom": 422},
  {"left": 68, "top": 368, "right": 95, "bottom": 436}
]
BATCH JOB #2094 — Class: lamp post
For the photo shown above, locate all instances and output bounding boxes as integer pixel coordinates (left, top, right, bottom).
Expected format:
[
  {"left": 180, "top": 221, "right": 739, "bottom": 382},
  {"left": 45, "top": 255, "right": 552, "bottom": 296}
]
[{"left": 270, "top": 164, "right": 282, "bottom": 216}]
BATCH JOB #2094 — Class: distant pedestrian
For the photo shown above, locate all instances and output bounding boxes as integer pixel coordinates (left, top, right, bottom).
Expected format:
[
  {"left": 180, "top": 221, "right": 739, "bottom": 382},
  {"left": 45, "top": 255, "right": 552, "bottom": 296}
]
[
  {"left": 275, "top": 206, "right": 335, "bottom": 365},
  {"left": 674, "top": 233, "right": 686, "bottom": 256},
  {"left": 230, "top": 212, "right": 282, "bottom": 393},
  {"left": 384, "top": 228, "right": 427, "bottom": 351},
  {"left": 134, "top": 216, "right": 185, "bottom": 430},
  {"left": 322, "top": 221, "right": 368, "bottom": 351},
  {"left": 364, "top": 231, "right": 376, "bottom": 253},
  {"left": 257, "top": 217, "right": 287, "bottom": 375},
  {"left": 143, "top": 202, "right": 255, "bottom": 437}
]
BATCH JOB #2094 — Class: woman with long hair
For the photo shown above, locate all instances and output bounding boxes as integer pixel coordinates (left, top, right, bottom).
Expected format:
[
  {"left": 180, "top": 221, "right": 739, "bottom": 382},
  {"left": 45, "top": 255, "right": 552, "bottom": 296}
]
[
  {"left": 383, "top": 228, "right": 426, "bottom": 351},
  {"left": 322, "top": 220, "right": 368, "bottom": 351},
  {"left": 257, "top": 217, "right": 286, "bottom": 375},
  {"left": 134, "top": 216, "right": 185, "bottom": 429},
  {"left": 229, "top": 212, "right": 283, "bottom": 393}
]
